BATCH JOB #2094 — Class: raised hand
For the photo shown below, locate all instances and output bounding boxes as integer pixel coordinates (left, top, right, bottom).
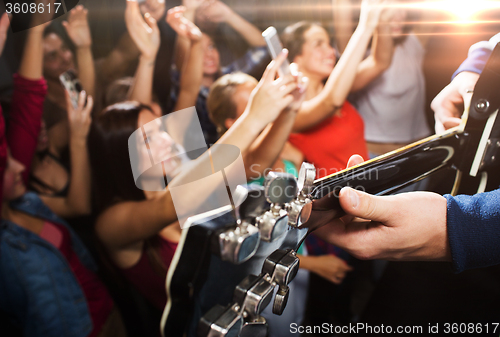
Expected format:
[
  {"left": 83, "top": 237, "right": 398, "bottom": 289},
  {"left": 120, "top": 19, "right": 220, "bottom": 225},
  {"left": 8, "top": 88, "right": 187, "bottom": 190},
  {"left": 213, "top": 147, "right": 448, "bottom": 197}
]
[
  {"left": 432, "top": 71, "right": 479, "bottom": 133},
  {"left": 198, "top": 0, "right": 233, "bottom": 23},
  {"left": 379, "top": 1, "right": 398, "bottom": 24},
  {"left": 62, "top": 5, "right": 92, "bottom": 48},
  {"left": 66, "top": 90, "right": 93, "bottom": 141},
  {"left": 166, "top": 6, "right": 202, "bottom": 41},
  {"left": 245, "top": 50, "right": 298, "bottom": 126},
  {"left": 287, "top": 63, "right": 308, "bottom": 112},
  {"left": 126, "top": 0, "right": 161, "bottom": 61},
  {"left": 358, "top": 0, "right": 388, "bottom": 30},
  {"left": 182, "top": 0, "right": 206, "bottom": 13},
  {"left": 0, "top": 13, "right": 10, "bottom": 57},
  {"left": 30, "top": 0, "right": 55, "bottom": 30},
  {"left": 139, "top": 0, "right": 166, "bottom": 21}
]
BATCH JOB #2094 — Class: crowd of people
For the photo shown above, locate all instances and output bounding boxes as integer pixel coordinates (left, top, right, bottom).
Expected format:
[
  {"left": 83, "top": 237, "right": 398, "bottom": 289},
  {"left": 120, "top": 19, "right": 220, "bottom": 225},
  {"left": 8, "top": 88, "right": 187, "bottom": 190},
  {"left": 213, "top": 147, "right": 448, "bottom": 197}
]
[{"left": 0, "top": 0, "right": 499, "bottom": 336}]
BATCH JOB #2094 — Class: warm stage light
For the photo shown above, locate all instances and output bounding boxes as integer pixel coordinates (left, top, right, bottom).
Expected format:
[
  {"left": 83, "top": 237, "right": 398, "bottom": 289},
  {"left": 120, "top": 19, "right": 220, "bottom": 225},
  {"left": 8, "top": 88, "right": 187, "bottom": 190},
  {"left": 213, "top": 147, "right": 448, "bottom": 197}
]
[
  {"left": 438, "top": 0, "right": 500, "bottom": 20},
  {"left": 403, "top": 0, "right": 500, "bottom": 22}
]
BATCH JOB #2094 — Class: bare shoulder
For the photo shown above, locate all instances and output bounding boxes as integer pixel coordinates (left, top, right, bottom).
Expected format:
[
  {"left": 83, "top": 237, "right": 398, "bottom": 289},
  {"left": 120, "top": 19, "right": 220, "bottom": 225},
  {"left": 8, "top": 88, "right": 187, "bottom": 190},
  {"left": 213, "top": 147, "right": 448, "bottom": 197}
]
[{"left": 94, "top": 200, "right": 143, "bottom": 244}]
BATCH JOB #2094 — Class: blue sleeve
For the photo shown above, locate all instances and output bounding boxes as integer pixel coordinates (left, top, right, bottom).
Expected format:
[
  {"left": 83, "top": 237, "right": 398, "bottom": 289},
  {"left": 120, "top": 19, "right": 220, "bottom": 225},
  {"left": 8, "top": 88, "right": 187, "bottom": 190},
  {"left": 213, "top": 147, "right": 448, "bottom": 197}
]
[
  {"left": 452, "top": 32, "right": 500, "bottom": 79},
  {"left": 445, "top": 189, "right": 500, "bottom": 273},
  {"left": 452, "top": 47, "right": 492, "bottom": 79}
]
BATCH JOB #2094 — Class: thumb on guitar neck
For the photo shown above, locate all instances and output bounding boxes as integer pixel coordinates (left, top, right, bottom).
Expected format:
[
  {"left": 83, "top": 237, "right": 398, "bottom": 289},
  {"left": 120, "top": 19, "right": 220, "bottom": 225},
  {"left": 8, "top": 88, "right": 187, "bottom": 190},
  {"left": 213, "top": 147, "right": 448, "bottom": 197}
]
[{"left": 339, "top": 187, "right": 391, "bottom": 223}]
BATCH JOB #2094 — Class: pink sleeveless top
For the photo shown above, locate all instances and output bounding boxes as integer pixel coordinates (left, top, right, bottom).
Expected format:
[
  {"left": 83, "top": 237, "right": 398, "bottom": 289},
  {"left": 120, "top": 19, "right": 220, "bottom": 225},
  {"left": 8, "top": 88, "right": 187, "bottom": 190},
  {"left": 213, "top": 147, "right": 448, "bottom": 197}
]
[{"left": 119, "top": 236, "right": 178, "bottom": 310}]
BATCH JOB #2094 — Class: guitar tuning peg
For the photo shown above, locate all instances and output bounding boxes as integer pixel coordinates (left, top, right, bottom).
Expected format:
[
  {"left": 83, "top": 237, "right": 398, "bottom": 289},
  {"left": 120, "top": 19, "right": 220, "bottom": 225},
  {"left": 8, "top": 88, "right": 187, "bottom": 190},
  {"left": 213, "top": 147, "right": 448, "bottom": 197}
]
[
  {"left": 256, "top": 205, "right": 289, "bottom": 242},
  {"left": 233, "top": 274, "right": 275, "bottom": 319},
  {"left": 287, "top": 163, "right": 316, "bottom": 227},
  {"left": 262, "top": 249, "right": 300, "bottom": 286},
  {"left": 261, "top": 249, "right": 299, "bottom": 316},
  {"left": 235, "top": 185, "right": 268, "bottom": 222},
  {"left": 232, "top": 185, "right": 249, "bottom": 222},
  {"left": 297, "top": 162, "right": 316, "bottom": 196},
  {"left": 240, "top": 316, "right": 268, "bottom": 337},
  {"left": 197, "top": 303, "right": 243, "bottom": 337},
  {"left": 214, "top": 223, "right": 261, "bottom": 264},
  {"left": 256, "top": 172, "right": 297, "bottom": 242},
  {"left": 264, "top": 172, "right": 298, "bottom": 205},
  {"left": 272, "top": 285, "right": 290, "bottom": 316}
]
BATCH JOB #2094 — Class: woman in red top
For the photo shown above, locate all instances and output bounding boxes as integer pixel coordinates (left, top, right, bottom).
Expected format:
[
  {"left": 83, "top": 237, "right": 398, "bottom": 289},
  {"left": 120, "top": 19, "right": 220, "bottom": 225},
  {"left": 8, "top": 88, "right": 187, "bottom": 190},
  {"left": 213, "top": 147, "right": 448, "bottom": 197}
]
[
  {"left": 281, "top": 0, "right": 394, "bottom": 313},
  {"left": 283, "top": 0, "right": 393, "bottom": 179}
]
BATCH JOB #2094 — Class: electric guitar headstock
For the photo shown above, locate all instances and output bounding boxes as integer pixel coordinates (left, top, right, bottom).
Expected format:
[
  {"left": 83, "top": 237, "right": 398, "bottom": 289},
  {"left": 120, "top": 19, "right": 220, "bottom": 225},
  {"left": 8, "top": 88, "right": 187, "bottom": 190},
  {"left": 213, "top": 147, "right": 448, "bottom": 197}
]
[{"left": 161, "top": 167, "right": 314, "bottom": 336}]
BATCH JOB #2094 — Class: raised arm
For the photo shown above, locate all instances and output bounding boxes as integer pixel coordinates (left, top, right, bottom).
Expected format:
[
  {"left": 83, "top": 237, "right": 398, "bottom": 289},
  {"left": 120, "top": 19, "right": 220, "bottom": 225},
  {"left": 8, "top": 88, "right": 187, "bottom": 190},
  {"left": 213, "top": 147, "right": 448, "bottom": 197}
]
[
  {"left": 18, "top": 22, "right": 45, "bottom": 80},
  {"left": 41, "top": 91, "right": 93, "bottom": 217},
  {"left": 125, "top": 0, "right": 161, "bottom": 105},
  {"left": 350, "top": 5, "right": 395, "bottom": 92},
  {"left": 0, "top": 13, "right": 8, "bottom": 57},
  {"left": 244, "top": 110, "right": 298, "bottom": 180},
  {"left": 164, "top": 6, "right": 204, "bottom": 145},
  {"left": 138, "top": 0, "right": 166, "bottom": 21},
  {"left": 172, "top": 0, "right": 204, "bottom": 71},
  {"left": 432, "top": 33, "right": 500, "bottom": 133},
  {"left": 244, "top": 60, "right": 307, "bottom": 180},
  {"left": 411, "top": 0, "right": 438, "bottom": 49},
  {"left": 166, "top": 6, "right": 203, "bottom": 111},
  {"left": 216, "top": 54, "right": 297, "bottom": 153},
  {"left": 95, "top": 33, "right": 141, "bottom": 90},
  {"left": 332, "top": 0, "right": 355, "bottom": 53},
  {"left": 0, "top": 13, "right": 11, "bottom": 209},
  {"left": 8, "top": 8, "right": 49, "bottom": 184},
  {"left": 293, "top": 0, "right": 386, "bottom": 132},
  {"left": 63, "top": 5, "right": 95, "bottom": 98},
  {"left": 199, "top": 0, "right": 265, "bottom": 47}
]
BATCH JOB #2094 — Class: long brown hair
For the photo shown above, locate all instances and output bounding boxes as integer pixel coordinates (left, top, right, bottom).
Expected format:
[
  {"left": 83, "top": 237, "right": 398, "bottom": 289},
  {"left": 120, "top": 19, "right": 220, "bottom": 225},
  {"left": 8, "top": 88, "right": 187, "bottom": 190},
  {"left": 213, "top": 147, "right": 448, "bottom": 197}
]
[
  {"left": 89, "top": 101, "right": 148, "bottom": 213},
  {"left": 89, "top": 101, "right": 168, "bottom": 279},
  {"left": 281, "top": 21, "right": 323, "bottom": 62}
]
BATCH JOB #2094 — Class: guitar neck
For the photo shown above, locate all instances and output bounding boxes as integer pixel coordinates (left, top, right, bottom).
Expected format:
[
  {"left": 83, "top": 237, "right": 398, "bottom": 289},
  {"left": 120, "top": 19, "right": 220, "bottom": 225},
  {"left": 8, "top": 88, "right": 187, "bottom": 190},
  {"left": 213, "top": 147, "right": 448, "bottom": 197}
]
[{"left": 306, "top": 128, "right": 463, "bottom": 225}]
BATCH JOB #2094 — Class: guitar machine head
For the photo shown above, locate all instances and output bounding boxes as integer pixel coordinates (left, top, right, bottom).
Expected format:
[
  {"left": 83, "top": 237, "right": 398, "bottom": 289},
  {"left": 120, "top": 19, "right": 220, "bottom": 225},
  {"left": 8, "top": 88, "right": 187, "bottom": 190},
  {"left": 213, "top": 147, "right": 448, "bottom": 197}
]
[
  {"left": 210, "top": 163, "right": 316, "bottom": 265},
  {"left": 197, "top": 163, "right": 316, "bottom": 337}
]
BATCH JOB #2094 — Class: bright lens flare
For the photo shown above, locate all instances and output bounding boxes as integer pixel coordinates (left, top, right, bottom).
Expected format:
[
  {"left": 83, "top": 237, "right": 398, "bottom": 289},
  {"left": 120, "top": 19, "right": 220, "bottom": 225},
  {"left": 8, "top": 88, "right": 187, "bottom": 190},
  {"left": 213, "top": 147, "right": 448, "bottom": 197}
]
[
  {"left": 406, "top": 0, "right": 500, "bottom": 22},
  {"left": 442, "top": 0, "right": 500, "bottom": 20}
]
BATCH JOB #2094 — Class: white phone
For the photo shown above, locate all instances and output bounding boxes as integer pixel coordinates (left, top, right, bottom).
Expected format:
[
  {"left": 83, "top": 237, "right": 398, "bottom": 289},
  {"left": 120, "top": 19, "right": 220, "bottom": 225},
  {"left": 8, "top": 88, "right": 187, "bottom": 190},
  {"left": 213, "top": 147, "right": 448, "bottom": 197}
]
[
  {"left": 262, "top": 26, "right": 291, "bottom": 77},
  {"left": 59, "top": 70, "right": 84, "bottom": 109}
]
